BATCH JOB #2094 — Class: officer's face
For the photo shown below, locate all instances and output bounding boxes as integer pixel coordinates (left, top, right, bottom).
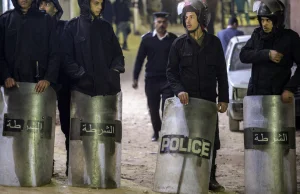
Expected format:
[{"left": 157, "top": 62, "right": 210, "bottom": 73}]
[
  {"left": 18, "top": 0, "right": 33, "bottom": 10},
  {"left": 154, "top": 17, "right": 168, "bottom": 34},
  {"left": 261, "top": 17, "right": 273, "bottom": 33},
  {"left": 185, "top": 12, "right": 199, "bottom": 31},
  {"left": 90, "top": 0, "right": 103, "bottom": 17},
  {"left": 39, "top": 1, "right": 57, "bottom": 17}
]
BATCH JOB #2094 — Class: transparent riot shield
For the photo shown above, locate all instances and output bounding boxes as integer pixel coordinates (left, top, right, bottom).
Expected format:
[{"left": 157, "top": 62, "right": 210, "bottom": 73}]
[
  {"left": 68, "top": 91, "right": 122, "bottom": 188},
  {"left": 0, "top": 83, "right": 56, "bottom": 187},
  {"left": 153, "top": 97, "right": 217, "bottom": 194},
  {"left": 243, "top": 96, "right": 296, "bottom": 194}
]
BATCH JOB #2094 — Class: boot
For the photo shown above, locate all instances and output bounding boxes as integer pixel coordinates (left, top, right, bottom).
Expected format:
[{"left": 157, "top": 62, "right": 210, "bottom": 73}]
[
  {"left": 209, "top": 165, "right": 225, "bottom": 192},
  {"left": 151, "top": 132, "right": 159, "bottom": 142},
  {"left": 122, "top": 41, "right": 128, "bottom": 50}
]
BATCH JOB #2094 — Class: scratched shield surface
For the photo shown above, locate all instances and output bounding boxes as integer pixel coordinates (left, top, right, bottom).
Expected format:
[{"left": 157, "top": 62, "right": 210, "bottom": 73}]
[
  {"left": 68, "top": 91, "right": 122, "bottom": 188},
  {"left": 0, "top": 83, "right": 56, "bottom": 187},
  {"left": 153, "top": 97, "right": 217, "bottom": 194},
  {"left": 243, "top": 96, "right": 296, "bottom": 194}
]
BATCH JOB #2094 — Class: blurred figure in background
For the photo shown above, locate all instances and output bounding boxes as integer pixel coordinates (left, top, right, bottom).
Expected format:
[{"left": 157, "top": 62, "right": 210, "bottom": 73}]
[
  {"left": 217, "top": 17, "right": 244, "bottom": 53},
  {"left": 113, "top": 0, "right": 132, "bottom": 50},
  {"left": 102, "top": 0, "right": 114, "bottom": 24},
  {"left": 146, "top": 0, "right": 162, "bottom": 30}
]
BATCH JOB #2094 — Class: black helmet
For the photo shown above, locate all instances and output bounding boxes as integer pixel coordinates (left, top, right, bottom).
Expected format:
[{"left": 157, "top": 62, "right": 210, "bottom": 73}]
[
  {"left": 177, "top": 0, "right": 211, "bottom": 29},
  {"left": 256, "top": 0, "right": 285, "bottom": 27}
]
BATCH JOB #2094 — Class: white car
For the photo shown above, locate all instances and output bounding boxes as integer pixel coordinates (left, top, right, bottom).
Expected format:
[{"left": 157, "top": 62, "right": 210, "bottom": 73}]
[{"left": 225, "top": 35, "right": 251, "bottom": 132}]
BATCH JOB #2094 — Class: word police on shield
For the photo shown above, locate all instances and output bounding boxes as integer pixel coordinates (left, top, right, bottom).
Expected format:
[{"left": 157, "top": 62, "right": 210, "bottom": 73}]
[{"left": 160, "top": 135, "right": 212, "bottom": 159}]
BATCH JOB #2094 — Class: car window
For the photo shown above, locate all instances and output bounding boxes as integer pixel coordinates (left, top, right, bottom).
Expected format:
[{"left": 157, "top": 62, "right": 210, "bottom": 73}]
[{"left": 229, "top": 42, "right": 252, "bottom": 71}]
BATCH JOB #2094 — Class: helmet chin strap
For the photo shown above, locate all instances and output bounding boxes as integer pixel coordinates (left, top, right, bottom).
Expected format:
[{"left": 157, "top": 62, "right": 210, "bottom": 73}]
[{"left": 187, "top": 24, "right": 200, "bottom": 33}]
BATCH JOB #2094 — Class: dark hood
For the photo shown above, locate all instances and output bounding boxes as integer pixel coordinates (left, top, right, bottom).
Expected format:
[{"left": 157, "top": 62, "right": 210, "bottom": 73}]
[
  {"left": 11, "top": 0, "right": 37, "bottom": 12},
  {"left": 78, "top": 0, "right": 106, "bottom": 18},
  {"left": 36, "top": 0, "right": 64, "bottom": 20}
]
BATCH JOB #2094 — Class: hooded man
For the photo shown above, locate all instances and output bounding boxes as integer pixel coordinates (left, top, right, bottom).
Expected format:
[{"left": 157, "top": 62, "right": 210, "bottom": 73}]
[
  {"left": 240, "top": 0, "right": 300, "bottom": 101},
  {"left": 167, "top": 0, "right": 229, "bottom": 191},
  {"left": 0, "top": 0, "right": 59, "bottom": 92},
  {"left": 63, "top": 0, "right": 125, "bottom": 97},
  {"left": 38, "top": 0, "right": 70, "bottom": 176}
]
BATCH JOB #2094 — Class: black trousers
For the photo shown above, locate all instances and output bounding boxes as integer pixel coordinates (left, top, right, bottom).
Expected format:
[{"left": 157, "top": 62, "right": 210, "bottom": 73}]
[
  {"left": 145, "top": 77, "right": 174, "bottom": 134},
  {"left": 212, "top": 115, "right": 221, "bottom": 166},
  {"left": 57, "top": 85, "right": 71, "bottom": 165}
]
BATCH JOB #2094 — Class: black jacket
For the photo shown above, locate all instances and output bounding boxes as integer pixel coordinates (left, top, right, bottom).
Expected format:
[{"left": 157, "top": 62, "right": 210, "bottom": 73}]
[
  {"left": 133, "top": 32, "right": 177, "bottom": 80},
  {"left": 62, "top": 0, "right": 125, "bottom": 96},
  {"left": 37, "top": 0, "right": 68, "bottom": 88},
  {"left": 0, "top": 0, "right": 59, "bottom": 84},
  {"left": 167, "top": 32, "right": 229, "bottom": 103},
  {"left": 103, "top": 0, "right": 114, "bottom": 24},
  {"left": 113, "top": 0, "right": 131, "bottom": 24},
  {"left": 240, "top": 27, "right": 300, "bottom": 95}
]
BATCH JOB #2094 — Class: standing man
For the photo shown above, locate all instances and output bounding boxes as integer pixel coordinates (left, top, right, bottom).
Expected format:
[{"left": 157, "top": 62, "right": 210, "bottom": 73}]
[
  {"left": 38, "top": 0, "right": 70, "bottom": 176},
  {"left": 146, "top": 0, "right": 162, "bottom": 30},
  {"left": 113, "top": 0, "right": 131, "bottom": 50},
  {"left": 63, "top": 0, "right": 125, "bottom": 97},
  {"left": 102, "top": 0, "right": 113, "bottom": 24},
  {"left": 168, "top": 0, "right": 228, "bottom": 191},
  {"left": 0, "top": 0, "right": 59, "bottom": 92},
  {"left": 240, "top": 0, "right": 300, "bottom": 100},
  {"left": 217, "top": 16, "right": 244, "bottom": 53},
  {"left": 133, "top": 12, "right": 177, "bottom": 142}
]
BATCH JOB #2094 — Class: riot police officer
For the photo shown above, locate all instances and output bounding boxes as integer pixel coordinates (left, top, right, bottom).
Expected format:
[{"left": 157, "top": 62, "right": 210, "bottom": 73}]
[
  {"left": 63, "top": 0, "right": 125, "bottom": 96},
  {"left": 240, "top": 0, "right": 300, "bottom": 100},
  {"left": 167, "top": 0, "right": 229, "bottom": 191},
  {"left": 0, "top": 0, "right": 59, "bottom": 92},
  {"left": 38, "top": 0, "right": 70, "bottom": 176}
]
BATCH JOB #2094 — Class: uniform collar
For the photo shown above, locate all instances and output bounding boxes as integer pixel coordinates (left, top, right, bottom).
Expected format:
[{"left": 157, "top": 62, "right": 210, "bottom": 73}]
[{"left": 153, "top": 29, "right": 169, "bottom": 40}]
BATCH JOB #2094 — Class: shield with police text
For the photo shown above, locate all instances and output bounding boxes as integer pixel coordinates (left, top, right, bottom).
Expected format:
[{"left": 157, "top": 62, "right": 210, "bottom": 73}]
[
  {"left": 153, "top": 97, "right": 217, "bottom": 194},
  {"left": 68, "top": 91, "right": 122, "bottom": 188},
  {"left": 243, "top": 96, "right": 296, "bottom": 194},
  {"left": 0, "top": 83, "right": 56, "bottom": 187}
]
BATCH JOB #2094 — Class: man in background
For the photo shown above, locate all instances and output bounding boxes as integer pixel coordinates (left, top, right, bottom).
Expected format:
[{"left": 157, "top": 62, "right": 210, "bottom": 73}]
[
  {"left": 133, "top": 12, "right": 177, "bottom": 141},
  {"left": 217, "top": 17, "right": 244, "bottom": 53}
]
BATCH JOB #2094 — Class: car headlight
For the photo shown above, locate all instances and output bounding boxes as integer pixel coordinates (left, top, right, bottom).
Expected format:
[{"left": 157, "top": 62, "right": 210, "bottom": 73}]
[{"left": 233, "top": 88, "right": 247, "bottom": 100}]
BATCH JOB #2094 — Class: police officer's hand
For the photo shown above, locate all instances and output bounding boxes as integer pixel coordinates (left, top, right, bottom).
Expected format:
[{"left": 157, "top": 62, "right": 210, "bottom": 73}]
[
  {"left": 269, "top": 50, "right": 283, "bottom": 63},
  {"left": 35, "top": 80, "right": 50, "bottom": 93},
  {"left": 132, "top": 79, "right": 138, "bottom": 89},
  {"left": 178, "top": 92, "right": 189, "bottom": 105},
  {"left": 5, "top": 78, "right": 18, "bottom": 88},
  {"left": 281, "top": 90, "right": 294, "bottom": 104},
  {"left": 217, "top": 102, "right": 228, "bottom": 113}
]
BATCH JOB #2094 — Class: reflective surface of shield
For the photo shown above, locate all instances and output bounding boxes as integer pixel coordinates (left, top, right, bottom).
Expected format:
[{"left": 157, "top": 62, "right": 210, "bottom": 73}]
[
  {"left": 243, "top": 96, "right": 296, "bottom": 194},
  {"left": 153, "top": 97, "right": 217, "bottom": 194},
  {"left": 68, "top": 91, "right": 122, "bottom": 188},
  {"left": 0, "top": 83, "right": 56, "bottom": 187}
]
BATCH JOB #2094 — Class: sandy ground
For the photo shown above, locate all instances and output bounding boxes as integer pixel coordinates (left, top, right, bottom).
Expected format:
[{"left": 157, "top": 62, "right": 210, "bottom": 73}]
[{"left": 1, "top": 24, "right": 300, "bottom": 194}]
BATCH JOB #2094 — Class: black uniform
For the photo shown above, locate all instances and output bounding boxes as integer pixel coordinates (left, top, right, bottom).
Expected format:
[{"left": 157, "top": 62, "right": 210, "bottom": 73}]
[
  {"left": 0, "top": 0, "right": 59, "bottom": 84},
  {"left": 167, "top": 31, "right": 229, "bottom": 164},
  {"left": 240, "top": 27, "right": 300, "bottom": 95},
  {"left": 63, "top": 0, "right": 125, "bottom": 96},
  {"left": 37, "top": 0, "right": 70, "bottom": 173},
  {"left": 133, "top": 31, "right": 177, "bottom": 137}
]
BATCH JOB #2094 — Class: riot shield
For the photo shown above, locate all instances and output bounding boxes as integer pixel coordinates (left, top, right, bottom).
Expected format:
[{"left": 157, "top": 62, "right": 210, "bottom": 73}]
[
  {"left": 0, "top": 83, "right": 56, "bottom": 186},
  {"left": 68, "top": 91, "right": 122, "bottom": 188},
  {"left": 243, "top": 95, "right": 296, "bottom": 194},
  {"left": 153, "top": 97, "right": 217, "bottom": 194}
]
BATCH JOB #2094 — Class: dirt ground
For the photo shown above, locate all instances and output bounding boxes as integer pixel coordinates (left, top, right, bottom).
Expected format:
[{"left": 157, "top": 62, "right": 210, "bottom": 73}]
[{"left": 1, "top": 25, "right": 300, "bottom": 194}]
